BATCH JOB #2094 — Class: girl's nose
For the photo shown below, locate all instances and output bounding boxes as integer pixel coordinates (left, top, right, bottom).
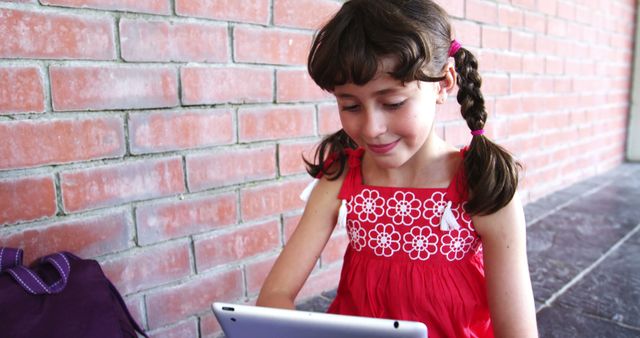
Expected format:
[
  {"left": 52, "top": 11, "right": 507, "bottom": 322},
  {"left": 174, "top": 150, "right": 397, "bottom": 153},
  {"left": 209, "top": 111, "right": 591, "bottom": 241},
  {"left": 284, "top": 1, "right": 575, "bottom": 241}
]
[{"left": 362, "top": 110, "right": 387, "bottom": 139}]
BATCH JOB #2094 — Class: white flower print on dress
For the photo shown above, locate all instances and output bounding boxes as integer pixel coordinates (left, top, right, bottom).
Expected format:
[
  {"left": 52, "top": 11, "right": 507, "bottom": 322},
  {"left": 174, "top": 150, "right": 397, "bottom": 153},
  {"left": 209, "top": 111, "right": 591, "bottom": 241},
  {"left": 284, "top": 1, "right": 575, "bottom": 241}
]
[
  {"left": 440, "top": 228, "right": 475, "bottom": 261},
  {"left": 353, "top": 189, "right": 386, "bottom": 223},
  {"left": 346, "top": 196, "right": 354, "bottom": 214},
  {"left": 368, "top": 223, "right": 401, "bottom": 257},
  {"left": 402, "top": 226, "right": 438, "bottom": 261},
  {"left": 386, "top": 191, "right": 422, "bottom": 226},
  {"left": 347, "top": 220, "right": 367, "bottom": 251},
  {"left": 455, "top": 202, "right": 474, "bottom": 231},
  {"left": 423, "top": 192, "right": 459, "bottom": 227}
]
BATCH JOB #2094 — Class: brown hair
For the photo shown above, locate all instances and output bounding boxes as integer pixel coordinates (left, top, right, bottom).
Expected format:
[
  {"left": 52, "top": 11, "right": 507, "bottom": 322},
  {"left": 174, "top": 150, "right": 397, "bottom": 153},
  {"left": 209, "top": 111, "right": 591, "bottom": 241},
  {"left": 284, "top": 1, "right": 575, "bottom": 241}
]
[{"left": 306, "top": 0, "right": 520, "bottom": 216}]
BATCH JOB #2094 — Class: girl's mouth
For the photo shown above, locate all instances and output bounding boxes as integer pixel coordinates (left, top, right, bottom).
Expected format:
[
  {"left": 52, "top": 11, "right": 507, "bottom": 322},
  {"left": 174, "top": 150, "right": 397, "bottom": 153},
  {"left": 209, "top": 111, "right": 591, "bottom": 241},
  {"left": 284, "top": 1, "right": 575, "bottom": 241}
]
[{"left": 367, "top": 139, "right": 400, "bottom": 154}]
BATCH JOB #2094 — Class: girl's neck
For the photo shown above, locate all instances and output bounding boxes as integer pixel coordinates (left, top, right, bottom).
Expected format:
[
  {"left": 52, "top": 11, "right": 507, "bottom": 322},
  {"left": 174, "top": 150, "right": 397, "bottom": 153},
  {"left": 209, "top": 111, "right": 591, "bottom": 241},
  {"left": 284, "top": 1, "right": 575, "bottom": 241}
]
[{"left": 362, "top": 135, "right": 460, "bottom": 189}]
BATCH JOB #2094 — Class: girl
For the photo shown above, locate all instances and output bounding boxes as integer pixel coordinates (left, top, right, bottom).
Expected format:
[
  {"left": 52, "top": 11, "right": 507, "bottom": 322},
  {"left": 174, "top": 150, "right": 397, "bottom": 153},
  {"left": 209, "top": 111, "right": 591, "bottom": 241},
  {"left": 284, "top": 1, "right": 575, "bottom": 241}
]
[{"left": 257, "top": 0, "right": 538, "bottom": 337}]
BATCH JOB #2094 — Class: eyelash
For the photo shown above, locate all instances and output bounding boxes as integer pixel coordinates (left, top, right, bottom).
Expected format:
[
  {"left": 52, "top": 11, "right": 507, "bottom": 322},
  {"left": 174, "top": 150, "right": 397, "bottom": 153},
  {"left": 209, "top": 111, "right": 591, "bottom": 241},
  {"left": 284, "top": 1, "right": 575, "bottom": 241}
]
[
  {"left": 341, "top": 101, "right": 406, "bottom": 112},
  {"left": 385, "top": 101, "right": 406, "bottom": 110}
]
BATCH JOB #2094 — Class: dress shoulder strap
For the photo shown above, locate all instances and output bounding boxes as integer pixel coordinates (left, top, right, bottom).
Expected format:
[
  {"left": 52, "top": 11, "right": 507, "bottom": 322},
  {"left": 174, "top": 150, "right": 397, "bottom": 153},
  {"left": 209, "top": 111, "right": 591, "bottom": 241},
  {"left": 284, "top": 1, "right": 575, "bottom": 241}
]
[{"left": 337, "top": 147, "right": 365, "bottom": 200}]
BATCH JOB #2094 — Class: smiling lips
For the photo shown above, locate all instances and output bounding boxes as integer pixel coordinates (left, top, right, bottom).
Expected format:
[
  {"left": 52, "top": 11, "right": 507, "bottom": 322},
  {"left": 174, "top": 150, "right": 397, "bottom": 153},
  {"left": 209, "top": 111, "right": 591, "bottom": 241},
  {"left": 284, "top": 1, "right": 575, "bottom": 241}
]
[{"left": 367, "top": 139, "right": 401, "bottom": 154}]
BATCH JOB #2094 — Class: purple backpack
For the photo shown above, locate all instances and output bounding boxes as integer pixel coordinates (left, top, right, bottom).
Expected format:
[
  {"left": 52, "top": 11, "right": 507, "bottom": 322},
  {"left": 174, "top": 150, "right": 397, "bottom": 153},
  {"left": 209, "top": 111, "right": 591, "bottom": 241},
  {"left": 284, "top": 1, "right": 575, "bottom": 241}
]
[{"left": 0, "top": 248, "right": 148, "bottom": 338}]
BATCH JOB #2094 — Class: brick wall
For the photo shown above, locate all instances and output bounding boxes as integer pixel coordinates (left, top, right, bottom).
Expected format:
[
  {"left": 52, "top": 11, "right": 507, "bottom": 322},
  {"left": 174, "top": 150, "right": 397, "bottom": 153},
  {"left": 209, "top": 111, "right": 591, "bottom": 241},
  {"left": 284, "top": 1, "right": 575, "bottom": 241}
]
[{"left": 0, "top": 0, "right": 636, "bottom": 337}]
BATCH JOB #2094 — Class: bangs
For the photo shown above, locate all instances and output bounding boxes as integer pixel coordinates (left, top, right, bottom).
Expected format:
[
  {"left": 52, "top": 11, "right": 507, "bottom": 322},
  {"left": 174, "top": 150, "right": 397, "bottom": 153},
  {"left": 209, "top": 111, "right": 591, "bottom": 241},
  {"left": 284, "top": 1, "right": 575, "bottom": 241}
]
[{"left": 308, "top": 1, "right": 446, "bottom": 91}]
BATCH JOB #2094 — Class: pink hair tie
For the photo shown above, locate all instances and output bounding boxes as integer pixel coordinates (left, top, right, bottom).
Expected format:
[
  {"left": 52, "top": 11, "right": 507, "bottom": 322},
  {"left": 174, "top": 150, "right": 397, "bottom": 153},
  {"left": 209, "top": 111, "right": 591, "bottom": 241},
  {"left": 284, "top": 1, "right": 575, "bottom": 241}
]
[
  {"left": 449, "top": 40, "right": 462, "bottom": 57},
  {"left": 471, "top": 129, "right": 484, "bottom": 136}
]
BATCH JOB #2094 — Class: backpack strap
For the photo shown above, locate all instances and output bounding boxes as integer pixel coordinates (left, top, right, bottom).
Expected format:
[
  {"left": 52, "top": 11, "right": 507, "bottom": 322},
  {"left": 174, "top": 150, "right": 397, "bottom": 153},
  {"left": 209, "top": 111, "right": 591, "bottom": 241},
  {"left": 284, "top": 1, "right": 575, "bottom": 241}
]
[
  {"left": 0, "top": 248, "right": 71, "bottom": 295},
  {"left": 107, "top": 279, "right": 149, "bottom": 338}
]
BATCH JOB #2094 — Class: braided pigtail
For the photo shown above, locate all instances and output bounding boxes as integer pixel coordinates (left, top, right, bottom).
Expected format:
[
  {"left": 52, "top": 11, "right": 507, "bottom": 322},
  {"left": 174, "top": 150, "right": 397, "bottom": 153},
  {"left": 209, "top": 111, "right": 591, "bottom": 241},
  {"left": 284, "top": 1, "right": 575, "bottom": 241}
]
[
  {"left": 304, "top": 129, "right": 357, "bottom": 180},
  {"left": 453, "top": 47, "right": 521, "bottom": 216}
]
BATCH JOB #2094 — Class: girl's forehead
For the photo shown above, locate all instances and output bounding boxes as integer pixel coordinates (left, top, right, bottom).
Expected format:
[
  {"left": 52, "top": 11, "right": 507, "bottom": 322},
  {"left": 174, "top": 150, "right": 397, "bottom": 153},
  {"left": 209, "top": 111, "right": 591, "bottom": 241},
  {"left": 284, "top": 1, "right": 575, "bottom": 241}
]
[{"left": 333, "top": 56, "right": 399, "bottom": 94}]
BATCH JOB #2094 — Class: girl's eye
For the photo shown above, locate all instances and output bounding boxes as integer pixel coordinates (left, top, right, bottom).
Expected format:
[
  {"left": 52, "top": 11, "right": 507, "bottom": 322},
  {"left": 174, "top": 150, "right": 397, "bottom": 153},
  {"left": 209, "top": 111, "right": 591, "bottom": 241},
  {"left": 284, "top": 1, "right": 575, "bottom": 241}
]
[
  {"left": 341, "top": 105, "right": 360, "bottom": 112},
  {"left": 384, "top": 101, "right": 406, "bottom": 110}
]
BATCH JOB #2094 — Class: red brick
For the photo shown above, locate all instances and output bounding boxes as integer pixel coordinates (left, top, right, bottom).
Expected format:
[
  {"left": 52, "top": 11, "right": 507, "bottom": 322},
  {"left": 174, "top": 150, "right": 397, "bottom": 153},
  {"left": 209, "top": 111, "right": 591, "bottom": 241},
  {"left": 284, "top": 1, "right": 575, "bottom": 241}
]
[
  {"left": 547, "top": 17, "right": 567, "bottom": 37},
  {"left": 0, "top": 117, "right": 125, "bottom": 170},
  {"left": 149, "top": 319, "right": 198, "bottom": 338},
  {"left": 123, "top": 295, "right": 146, "bottom": 329},
  {"left": 522, "top": 54, "right": 545, "bottom": 74},
  {"left": 129, "top": 109, "right": 233, "bottom": 154},
  {"left": 41, "top": 0, "right": 170, "bottom": 14},
  {"left": 511, "top": 76, "right": 554, "bottom": 94},
  {"left": 137, "top": 192, "right": 238, "bottom": 245},
  {"left": 466, "top": 0, "right": 498, "bottom": 24},
  {"left": 50, "top": 66, "right": 178, "bottom": 111},
  {"left": 101, "top": 240, "right": 192, "bottom": 295},
  {"left": 321, "top": 231, "right": 348, "bottom": 266},
  {"left": 318, "top": 103, "right": 341, "bottom": 135},
  {"left": 239, "top": 106, "right": 315, "bottom": 142},
  {"left": 501, "top": 134, "right": 542, "bottom": 156},
  {"left": 200, "top": 312, "right": 223, "bottom": 338},
  {"left": 61, "top": 157, "right": 185, "bottom": 213},
  {"left": 0, "top": 175, "right": 56, "bottom": 225},
  {"left": 557, "top": 1, "right": 576, "bottom": 20},
  {"left": 0, "top": 8, "right": 114, "bottom": 60},
  {"left": 245, "top": 255, "right": 277, "bottom": 296},
  {"left": 120, "top": 19, "right": 228, "bottom": 62},
  {"left": 499, "top": 53, "right": 524, "bottom": 73},
  {"left": 176, "top": 0, "right": 269, "bottom": 24},
  {"left": 186, "top": 146, "right": 276, "bottom": 191},
  {"left": 524, "top": 12, "right": 546, "bottom": 34},
  {"left": 451, "top": 19, "right": 481, "bottom": 47},
  {"left": 511, "top": 0, "right": 536, "bottom": 10},
  {"left": 279, "top": 140, "right": 318, "bottom": 176},
  {"left": 534, "top": 113, "right": 571, "bottom": 131},
  {"left": 241, "top": 178, "right": 308, "bottom": 221},
  {"left": 565, "top": 60, "right": 594, "bottom": 76},
  {"left": 538, "top": 0, "right": 557, "bottom": 16},
  {"left": 194, "top": 220, "right": 280, "bottom": 271},
  {"left": 610, "top": 34, "right": 633, "bottom": 50},
  {"left": 504, "top": 115, "right": 534, "bottom": 138},
  {"left": 0, "top": 211, "right": 133, "bottom": 264},
  {"left": 276, "top": 69, "right": 332, "bottom": 102},
  {"left": 0, "top": 67, "right": 44, "bottom": 114},
  {"left": 274, "top": 0, "right": 340, "bottom": 29},
  {"left": 575, "top": 5, "right": 594, "bottom": 25},
  {"left": 511, "top": 31, "right": 535, "bottom": 52},
  {"left": 146, "top": 269, "right": 243, "bottom": 329},
  {"left": 545, "top": 57, "right": 564, "bottom": 75},
  {"left": 481, "top": 26, "right": 510, "bottom": 49},
  {"left": 181, "top": 66, "right": 273, "bottom": 105},
  {"left": 498, "top": 5, "right": 524, "bottom": 28},
  {"left": 234, "top": 26, "right": 312, "bottom": 66},
  {"left": 476, "top": 49, "right": 498, "bottom": 72},
  {"left": 481, "top": 73, "right": 510, "bottom": 96}
]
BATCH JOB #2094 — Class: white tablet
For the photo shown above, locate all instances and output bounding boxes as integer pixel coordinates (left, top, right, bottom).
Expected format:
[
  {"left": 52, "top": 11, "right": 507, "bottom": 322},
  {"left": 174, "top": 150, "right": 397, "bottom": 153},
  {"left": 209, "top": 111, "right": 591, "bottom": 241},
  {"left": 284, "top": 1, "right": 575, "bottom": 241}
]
[{"left": 212, "top": 302, "right": 427, "bottom": 338}]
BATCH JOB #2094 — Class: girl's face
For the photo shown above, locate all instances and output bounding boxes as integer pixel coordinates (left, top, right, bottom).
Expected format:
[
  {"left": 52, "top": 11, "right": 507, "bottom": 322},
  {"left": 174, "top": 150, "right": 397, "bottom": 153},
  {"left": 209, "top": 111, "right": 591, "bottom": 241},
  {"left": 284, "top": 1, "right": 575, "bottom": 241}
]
[{"left": 334, "top": 59, "right": 443, "bottom": 170}]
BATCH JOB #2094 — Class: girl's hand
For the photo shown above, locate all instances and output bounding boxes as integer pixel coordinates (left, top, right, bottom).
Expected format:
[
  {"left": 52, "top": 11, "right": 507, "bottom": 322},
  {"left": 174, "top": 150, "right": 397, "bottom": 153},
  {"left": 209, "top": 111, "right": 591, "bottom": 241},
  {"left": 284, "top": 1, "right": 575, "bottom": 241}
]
[{"left": 473, "top": 192, "right": 539, "bottom": 337}]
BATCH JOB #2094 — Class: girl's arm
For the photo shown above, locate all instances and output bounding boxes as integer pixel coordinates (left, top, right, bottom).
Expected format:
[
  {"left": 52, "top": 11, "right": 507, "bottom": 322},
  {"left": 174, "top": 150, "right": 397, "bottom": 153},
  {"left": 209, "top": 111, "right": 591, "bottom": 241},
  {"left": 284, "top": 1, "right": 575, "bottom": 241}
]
[
  {"left": 473, "top": 192, "right": 539, "bottom": 337},
  {"left": 256, "top": 175, "right": 343, "bottom": 309}
]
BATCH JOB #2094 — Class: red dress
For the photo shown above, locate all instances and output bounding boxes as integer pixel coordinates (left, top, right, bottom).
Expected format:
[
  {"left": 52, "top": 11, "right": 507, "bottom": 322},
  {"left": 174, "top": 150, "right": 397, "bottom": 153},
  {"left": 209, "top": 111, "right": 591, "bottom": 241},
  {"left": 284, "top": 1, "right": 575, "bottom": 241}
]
[{"left": 326, "top": 148, "right": 494, "bottom": 338}]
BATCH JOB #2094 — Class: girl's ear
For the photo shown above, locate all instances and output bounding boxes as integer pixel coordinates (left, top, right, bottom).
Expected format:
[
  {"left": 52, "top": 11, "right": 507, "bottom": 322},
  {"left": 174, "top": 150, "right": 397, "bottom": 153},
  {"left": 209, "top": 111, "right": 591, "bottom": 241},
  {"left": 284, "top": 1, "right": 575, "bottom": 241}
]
[{"left": 436, "top": 61, "right": 457, "bottom": 104}]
